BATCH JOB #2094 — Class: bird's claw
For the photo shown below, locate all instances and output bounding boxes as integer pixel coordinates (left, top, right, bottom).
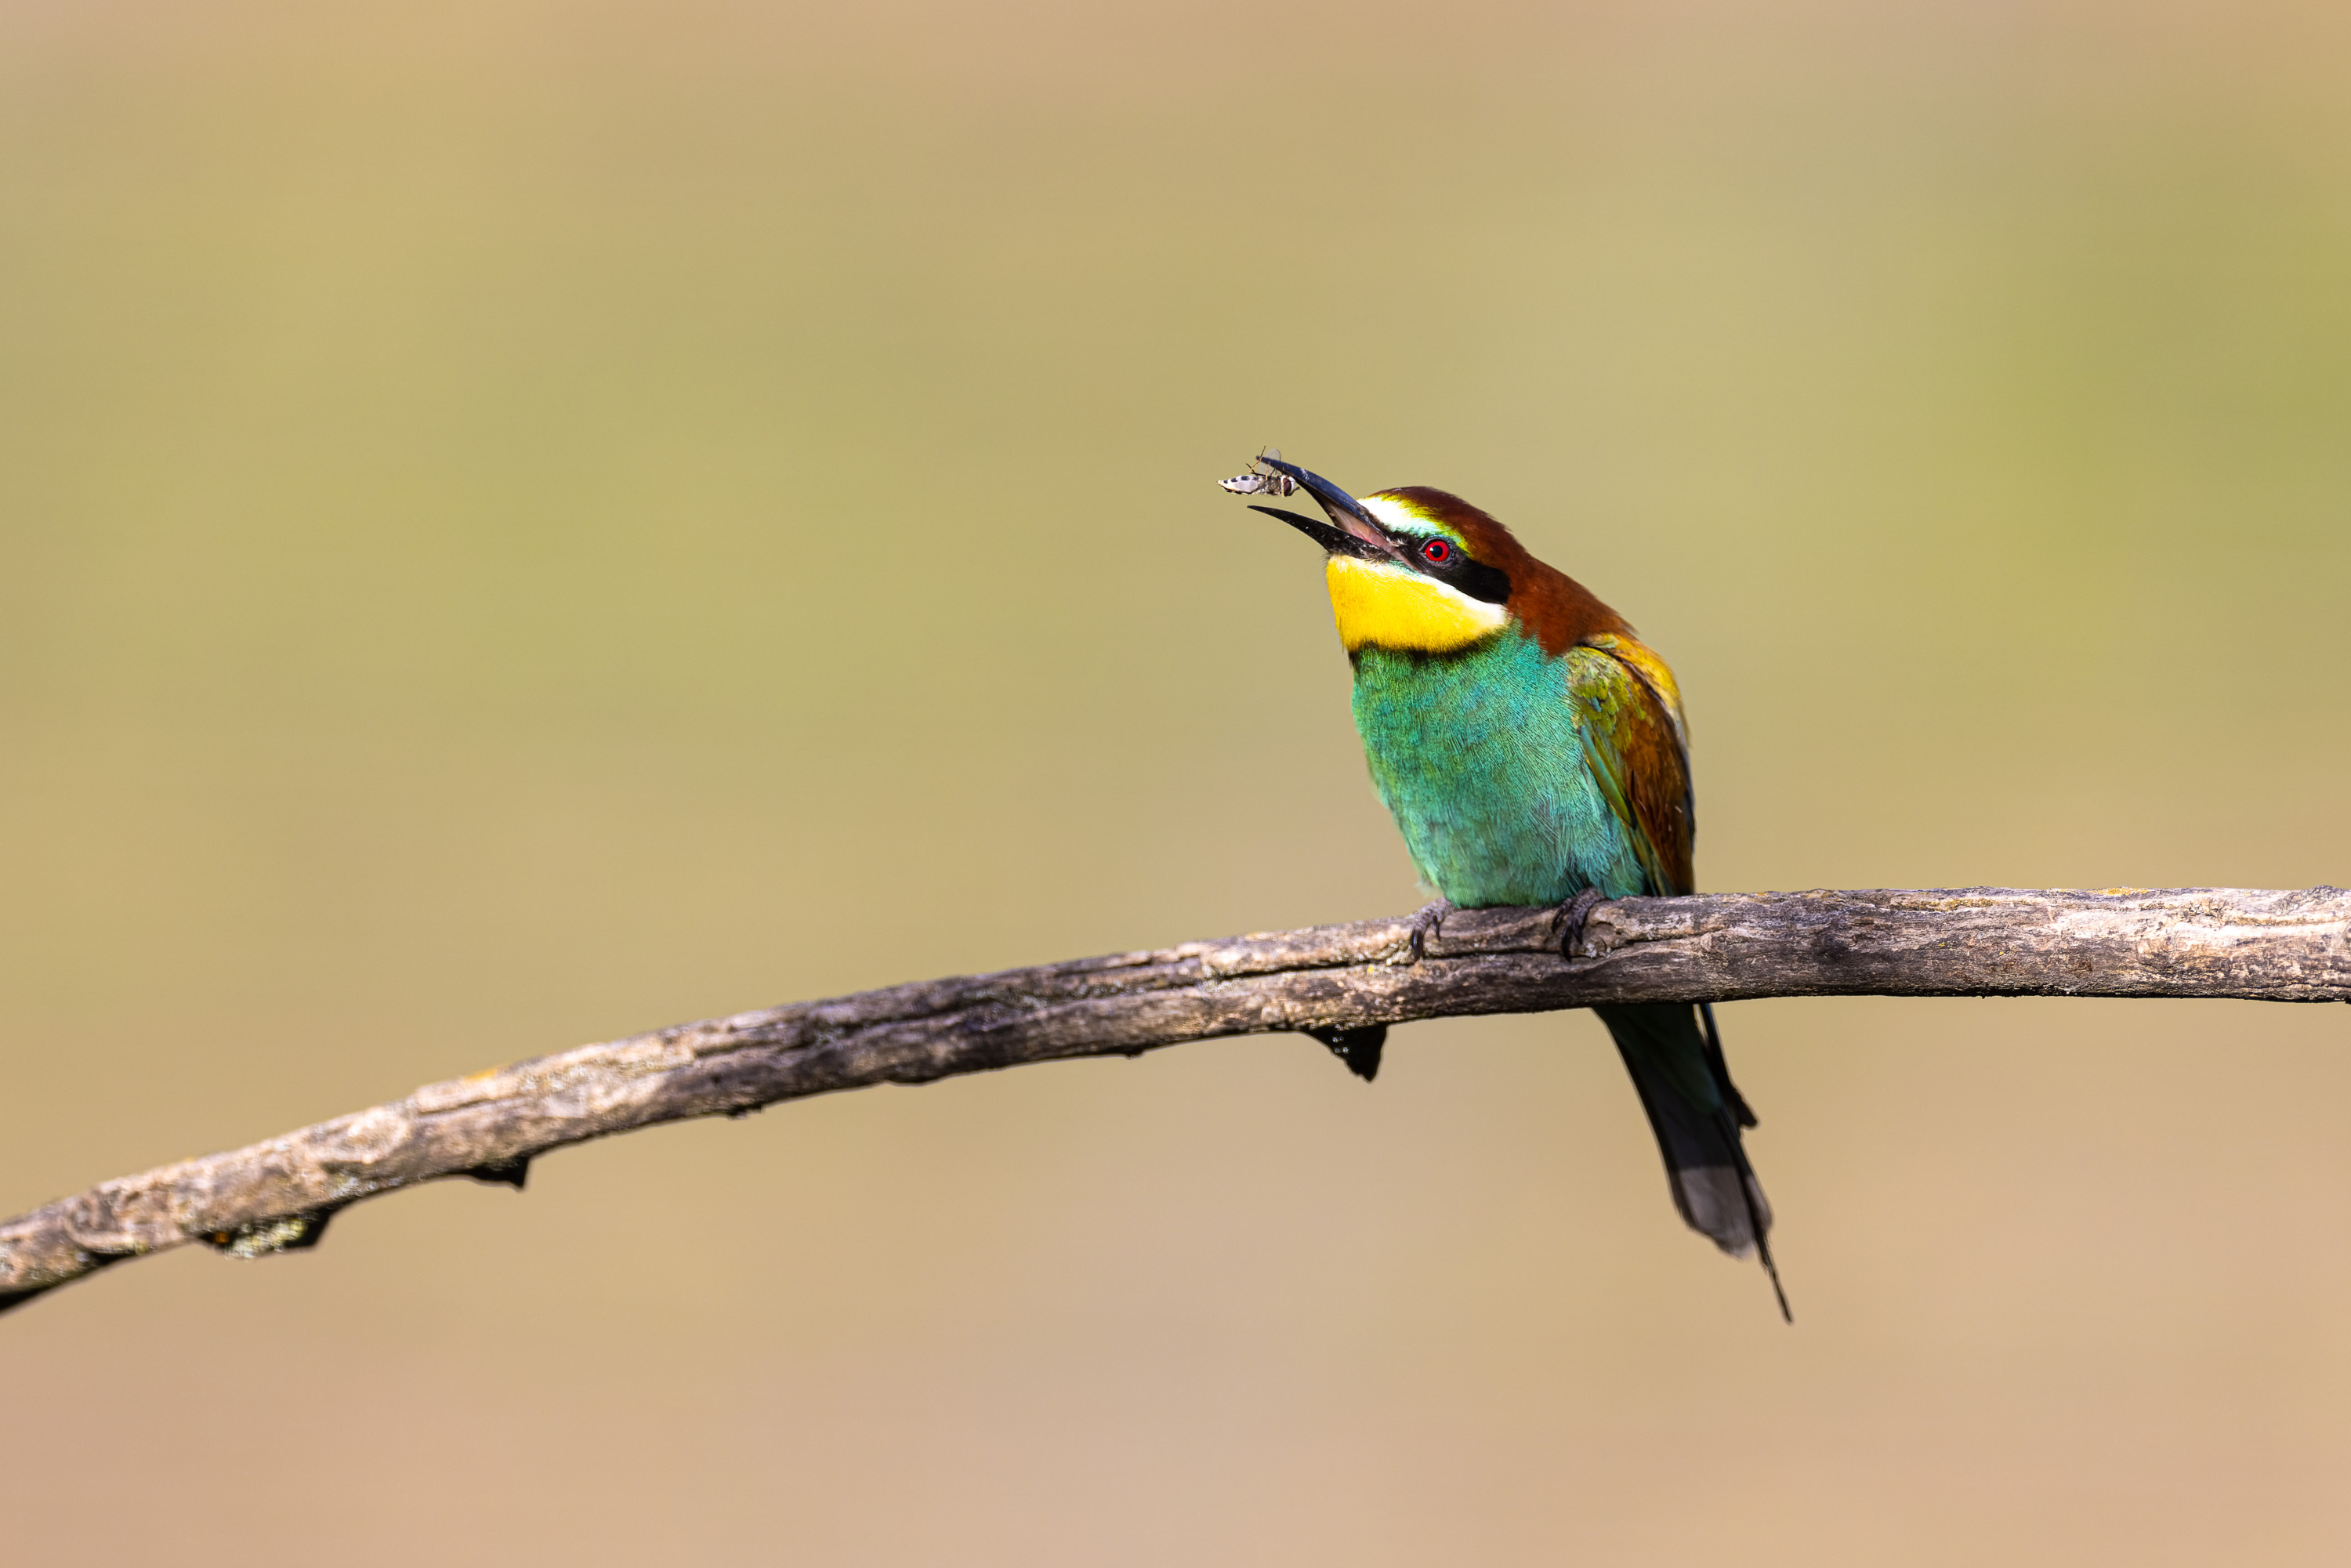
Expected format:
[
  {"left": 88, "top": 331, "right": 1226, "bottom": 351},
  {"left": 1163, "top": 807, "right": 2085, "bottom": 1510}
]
[
  {"left": 1550, "top": 889, "right": 1609, "bottom": 960},
  {"left": 1404, "top": 897, "right": 1454, "bottom": 963}
]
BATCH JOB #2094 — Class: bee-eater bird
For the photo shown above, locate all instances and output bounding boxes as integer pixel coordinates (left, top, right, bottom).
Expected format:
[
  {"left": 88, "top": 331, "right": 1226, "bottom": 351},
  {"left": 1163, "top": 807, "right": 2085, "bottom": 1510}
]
[{"left": 1224, "top": 451, "right": 1787, "bottom": 1318}]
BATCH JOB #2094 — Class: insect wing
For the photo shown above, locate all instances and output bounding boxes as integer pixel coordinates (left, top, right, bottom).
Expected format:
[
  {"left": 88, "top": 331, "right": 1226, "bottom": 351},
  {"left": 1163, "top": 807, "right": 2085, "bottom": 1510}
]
[{"left": 1219, "top": 447, "right": 1300, "bottom": 498}]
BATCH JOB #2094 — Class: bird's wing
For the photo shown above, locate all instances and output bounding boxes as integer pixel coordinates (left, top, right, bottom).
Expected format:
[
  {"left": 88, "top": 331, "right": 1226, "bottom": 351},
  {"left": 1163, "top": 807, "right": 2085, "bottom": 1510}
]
[
  {"left": 1565, "top": 633, "right": 1695, "bottom": 898},
  {"left": 1568, "top": 638, "right": 1784, "bottom": 1312}
]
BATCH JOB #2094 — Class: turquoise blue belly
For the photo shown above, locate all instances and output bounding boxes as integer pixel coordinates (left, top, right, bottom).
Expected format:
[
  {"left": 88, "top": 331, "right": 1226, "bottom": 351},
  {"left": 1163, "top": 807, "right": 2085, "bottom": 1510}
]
[{"left": 1350, "top": 634, "right": 1650, "bottom": 907}]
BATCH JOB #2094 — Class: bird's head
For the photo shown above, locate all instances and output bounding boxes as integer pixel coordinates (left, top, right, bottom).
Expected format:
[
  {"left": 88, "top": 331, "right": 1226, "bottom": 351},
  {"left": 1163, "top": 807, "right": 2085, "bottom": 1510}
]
[{"left": 1221, "top": 452, "right": 1623, "bottom": 657}]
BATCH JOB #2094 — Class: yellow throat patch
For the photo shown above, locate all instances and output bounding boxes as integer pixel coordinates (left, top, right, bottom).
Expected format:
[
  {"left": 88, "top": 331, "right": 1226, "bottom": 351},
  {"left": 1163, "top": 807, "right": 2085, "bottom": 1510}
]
[{"left": 1325, "top": 556, "right": 1511, "bottom": 654}]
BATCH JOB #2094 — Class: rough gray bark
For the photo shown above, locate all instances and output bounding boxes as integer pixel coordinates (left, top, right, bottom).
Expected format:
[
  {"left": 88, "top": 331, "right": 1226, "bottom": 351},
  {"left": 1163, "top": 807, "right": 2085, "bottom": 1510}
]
[{"left": 5, "top": 885, "right": 2346, "bottom": 1312}]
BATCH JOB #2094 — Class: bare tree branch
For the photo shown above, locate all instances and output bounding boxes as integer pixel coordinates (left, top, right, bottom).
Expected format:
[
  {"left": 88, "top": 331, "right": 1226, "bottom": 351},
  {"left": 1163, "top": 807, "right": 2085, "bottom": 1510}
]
[{"left": 5, "top": 886, "right": 2346, "bottom": 1312}]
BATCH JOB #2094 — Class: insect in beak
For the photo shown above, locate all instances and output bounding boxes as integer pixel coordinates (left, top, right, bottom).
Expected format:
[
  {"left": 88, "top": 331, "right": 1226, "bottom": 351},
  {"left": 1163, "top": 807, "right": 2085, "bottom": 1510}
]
[{"left": 1219, "top": 451, "right": 1404, "bottom": 563}]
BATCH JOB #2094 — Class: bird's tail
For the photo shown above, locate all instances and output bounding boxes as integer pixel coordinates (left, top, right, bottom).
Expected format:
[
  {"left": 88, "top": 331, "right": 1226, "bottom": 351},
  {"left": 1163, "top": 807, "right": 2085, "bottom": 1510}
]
[{"left": 1595, "top": 1001, "right": 1788, "bottom": 1320}]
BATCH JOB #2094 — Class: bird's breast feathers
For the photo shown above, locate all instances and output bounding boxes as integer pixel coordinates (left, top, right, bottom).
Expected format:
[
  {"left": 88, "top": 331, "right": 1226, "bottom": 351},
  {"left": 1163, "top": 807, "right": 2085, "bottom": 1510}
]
[{"left": 1324, "top": 556, "right": 1510, "bottom": 654}]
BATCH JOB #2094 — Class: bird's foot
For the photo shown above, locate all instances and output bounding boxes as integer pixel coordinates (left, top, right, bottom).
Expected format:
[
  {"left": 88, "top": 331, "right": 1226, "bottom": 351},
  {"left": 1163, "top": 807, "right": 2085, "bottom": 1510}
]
[
  {"left": 1549, "top": 889, "right": 1609, "bottom": 960},
  {"left": 1404, "top": 897, "right": 1455, "bottom": 963}
]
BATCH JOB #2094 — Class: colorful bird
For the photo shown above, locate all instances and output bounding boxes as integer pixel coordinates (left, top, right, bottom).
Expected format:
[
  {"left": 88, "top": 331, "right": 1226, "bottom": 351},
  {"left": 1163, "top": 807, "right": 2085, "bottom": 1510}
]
[{"left": 1224, "top": 451, "right": 1787, "bottom": 1318}]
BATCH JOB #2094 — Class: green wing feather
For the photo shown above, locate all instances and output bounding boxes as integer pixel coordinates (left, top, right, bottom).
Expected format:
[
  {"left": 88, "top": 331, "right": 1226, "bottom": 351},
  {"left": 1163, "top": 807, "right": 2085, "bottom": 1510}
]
[{"left": 1562, "top": 633, "right": 1694, "bottom": 899}]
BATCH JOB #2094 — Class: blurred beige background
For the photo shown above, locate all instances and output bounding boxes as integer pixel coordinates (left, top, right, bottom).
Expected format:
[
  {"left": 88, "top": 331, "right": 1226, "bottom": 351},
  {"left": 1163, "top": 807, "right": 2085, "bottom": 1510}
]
[{"left": 4, "top": 1, "right": 2349, "bottom": 1562}]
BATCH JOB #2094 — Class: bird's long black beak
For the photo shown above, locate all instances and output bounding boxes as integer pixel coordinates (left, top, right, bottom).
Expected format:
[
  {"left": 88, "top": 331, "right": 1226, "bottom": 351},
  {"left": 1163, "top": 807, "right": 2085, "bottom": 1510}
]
[
  {"left": 1241, "top": 455, "right": 1404, "bottom": 563},
  {"left": 1246, "top": 505, "right": 1391, "bottom": 559}
]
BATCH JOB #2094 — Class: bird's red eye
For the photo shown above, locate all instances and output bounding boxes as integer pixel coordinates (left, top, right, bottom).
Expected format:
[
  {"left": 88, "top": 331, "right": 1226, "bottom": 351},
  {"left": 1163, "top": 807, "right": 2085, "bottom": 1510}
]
[{"left": 1420, "top": 538, "right": 1453, "bottom": 565}]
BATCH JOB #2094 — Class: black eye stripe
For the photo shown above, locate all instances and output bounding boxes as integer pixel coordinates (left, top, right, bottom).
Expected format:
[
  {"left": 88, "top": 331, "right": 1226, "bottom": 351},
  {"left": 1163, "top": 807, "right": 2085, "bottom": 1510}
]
[{"left": 1405, "top": 534, "right": 1512, "bottom": 604}]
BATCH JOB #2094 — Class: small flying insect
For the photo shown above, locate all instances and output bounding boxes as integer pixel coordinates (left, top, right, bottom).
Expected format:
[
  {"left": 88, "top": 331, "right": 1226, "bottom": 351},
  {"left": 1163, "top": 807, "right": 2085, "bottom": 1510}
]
[{"left": 1219, "top": 448, "right": 1299, "bottom": 498}]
